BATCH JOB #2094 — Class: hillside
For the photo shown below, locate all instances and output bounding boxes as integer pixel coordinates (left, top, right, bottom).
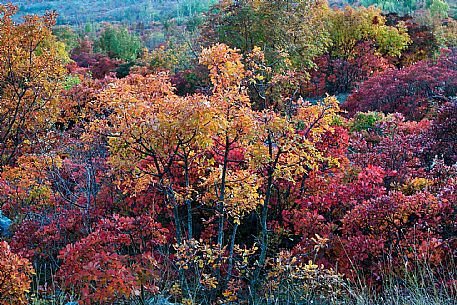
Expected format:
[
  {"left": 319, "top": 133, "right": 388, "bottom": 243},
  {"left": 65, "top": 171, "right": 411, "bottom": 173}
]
[{"left": 8, "top": 0, "right": 217, "bottom": 25}]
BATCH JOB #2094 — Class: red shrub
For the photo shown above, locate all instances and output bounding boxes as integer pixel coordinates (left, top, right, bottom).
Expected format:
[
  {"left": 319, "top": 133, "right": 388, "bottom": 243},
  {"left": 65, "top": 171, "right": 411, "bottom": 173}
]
[
  {"left": 344, "top": 50, "right": 457, "bottom": 120},
  {"left": 425, "top": 101, "right": 457, "bottom": 165},
  {"left": 304, "top": 42, "right": 391, "bottom": 97},
  {"left": 72, "top": 52, "right": 122, "bottom": 79},
  {"left": 58, "top": 215, "right": 168, "bottom": 304}
]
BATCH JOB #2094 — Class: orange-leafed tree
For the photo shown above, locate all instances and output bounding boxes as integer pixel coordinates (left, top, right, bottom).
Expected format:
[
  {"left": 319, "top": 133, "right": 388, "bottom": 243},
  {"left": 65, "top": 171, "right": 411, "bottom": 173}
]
[
  {"left": 78, "top": 43, "right": 345, "bottom": 303},
  {"left": 198, "top": 44, "right": 343, "bottom": 297},
  {"left": 86, "top": 72, "right": 218, "bottom": 301},
  {"left": 199, "top": 44, "right": 256, "bottom": 242},
  {"left": 0, "top": 241, "right": 34, "bottom": 305},
  {"left": 90, "top": 72, "right": 217, "bottom": 243},
  {"left": 0, "top": 4, "right": 67, "bottom": 168}
]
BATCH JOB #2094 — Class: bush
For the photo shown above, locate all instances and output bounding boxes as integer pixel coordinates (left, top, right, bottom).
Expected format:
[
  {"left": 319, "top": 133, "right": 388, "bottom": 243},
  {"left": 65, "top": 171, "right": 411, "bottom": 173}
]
[
  {"left": 0, "top": 241, "right": 34, "bottom": 305},
  {"left": 343, "top": 49, "right": 457, "bottom": 120}
]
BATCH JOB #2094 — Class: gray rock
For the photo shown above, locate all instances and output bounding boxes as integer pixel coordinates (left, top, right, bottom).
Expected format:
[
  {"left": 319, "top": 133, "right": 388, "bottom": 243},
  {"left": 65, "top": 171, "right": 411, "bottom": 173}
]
[
  {"left": 148, "top": 296, "right": 182, "bottom": 305},
  {"left": 0, "top": 211, "right": 11, "bottom": 237}
]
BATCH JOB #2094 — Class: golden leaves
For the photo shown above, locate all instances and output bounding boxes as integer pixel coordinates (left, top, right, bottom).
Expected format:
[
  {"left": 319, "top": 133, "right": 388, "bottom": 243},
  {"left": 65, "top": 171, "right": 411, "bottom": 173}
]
[
  {"left": 92, "top": 72, "right": 217, "bottom": 193},
  {"left": 203, "top": 169, "right": 263, "bottom": 224},
  {"left": 0, "top": 241, "right": 34, "bottom": 305},
  {"left": 0, "top": 4, "right": 67, "bottom": 168},
  {"left": 327, "top": 6, "right": 411, "bottom": 58},
  {"left": 248, "top": 95, "right": 341, "bottom": 182},
  {"left": 199, "top": 44, "right": 246, "bottom": 92}
]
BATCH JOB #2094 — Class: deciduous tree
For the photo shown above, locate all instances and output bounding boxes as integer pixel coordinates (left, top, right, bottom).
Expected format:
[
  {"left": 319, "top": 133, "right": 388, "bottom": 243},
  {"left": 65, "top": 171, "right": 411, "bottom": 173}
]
[{"left": 0, "top": 4, "right": 66, "bottom": 168}]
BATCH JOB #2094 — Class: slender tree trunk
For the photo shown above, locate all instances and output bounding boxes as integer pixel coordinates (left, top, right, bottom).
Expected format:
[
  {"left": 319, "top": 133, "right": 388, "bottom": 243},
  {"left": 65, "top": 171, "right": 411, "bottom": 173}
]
[
  {"left": 168, "top": 187, "right": 182, "bottom": 245},
  {"left": 168, "top": 187, "right": 193, "bottom": 300},
  {"left": 186, "top": 199, "right": 192, "bottom": 240},
  {"left": 254, "top": 169, "right": 273, "bottom": 282},
  {"left": 226, "top": 222, "right": 239, "bottom": 284},
  {"left": 213, "top": 134, "right": 231, "bottom": 298},
  {"left": 140, "top": 285, "right": 146, "bottom": 305},
  {"left": 173, "top": 204, "right": 182, "bottom": 245},
  {"left": 252, "top": 135, "right": 279, "bottom": 287}
]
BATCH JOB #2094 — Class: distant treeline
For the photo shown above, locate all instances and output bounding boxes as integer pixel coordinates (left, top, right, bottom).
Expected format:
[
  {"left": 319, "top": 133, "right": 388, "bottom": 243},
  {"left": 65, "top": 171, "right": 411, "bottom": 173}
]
[{"left": 9, "top": 0, "right": 217, "bottom": 25}]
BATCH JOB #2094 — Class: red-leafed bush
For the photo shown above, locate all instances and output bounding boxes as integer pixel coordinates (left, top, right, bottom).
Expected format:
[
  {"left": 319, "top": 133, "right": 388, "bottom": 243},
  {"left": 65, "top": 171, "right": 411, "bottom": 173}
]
[
  {"left": 344, "top": 50, "right": 457, "bottom": 120},
  {"left": 9, "top": 208, "right": 86, "bottom": 261},
  {"left": 286, "top": 162, "right": 456, "bottom": 283},
  {"left": 304, "top": 42, "right": 391, "bottom": 97},
  {"left": 71, "top": 52, "right": 122, "bottom": 79},
  {"left": 282, "top": 111, "right": 456, "bottom": 283},
  {"left": 58, "top": 215, "right": 168, "bottom": 304},
  {"left": 70, "top": 36, "right": 122, "bottom": 79},
  {"left": 348, "top": 113, "right": 430, "bottom": 181},
  {"left": 341, "top": 190, "right": 454, "bottom": 273},
  {"left": 425, "top": 101, "right": 457, "bottom": 165}
]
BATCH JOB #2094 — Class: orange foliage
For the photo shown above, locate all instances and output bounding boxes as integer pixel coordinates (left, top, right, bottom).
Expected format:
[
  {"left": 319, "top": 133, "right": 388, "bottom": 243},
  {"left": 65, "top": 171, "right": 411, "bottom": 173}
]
[{"left": 0, "top": 241, "right": 34, "bottom": 305}]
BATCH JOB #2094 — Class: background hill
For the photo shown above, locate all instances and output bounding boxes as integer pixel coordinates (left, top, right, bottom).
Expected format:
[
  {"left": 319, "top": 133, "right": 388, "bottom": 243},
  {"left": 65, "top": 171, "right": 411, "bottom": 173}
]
[
  {"left": 8, "top": 0, "right": 456, "bottom": 26},
  {"left": 8, "top": 0, "right": 217, "bottom": 25}
]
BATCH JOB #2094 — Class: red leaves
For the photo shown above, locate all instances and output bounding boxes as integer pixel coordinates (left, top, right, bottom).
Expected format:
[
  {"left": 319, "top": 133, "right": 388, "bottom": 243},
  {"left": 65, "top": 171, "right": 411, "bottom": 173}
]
[
  {"left": 425, "top": 101, "right": 457, "bottom": 165},
  {"left": 283, "top": 110, "right": 456, "bottom": 283},
  {"left": 343, "top": 50, "right": 457, "bottom": 120},
  {"left": 341, "top": 191, "right": 452, "bottom": 271},
  {"left": 304, "top": 42, "right": 391, "bottom": 97},
  {"left": 58, "top": 215, "right": 168, "bottom": 304},
  {"left": 71, "top": 52, "right": 122, "bottom": 79}
]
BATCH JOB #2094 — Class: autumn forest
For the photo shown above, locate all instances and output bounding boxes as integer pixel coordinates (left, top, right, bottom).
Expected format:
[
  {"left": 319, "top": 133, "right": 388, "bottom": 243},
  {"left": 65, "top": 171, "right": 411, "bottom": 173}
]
[{"left": 0, "top": 0, "right": 456, "bottom": 304}]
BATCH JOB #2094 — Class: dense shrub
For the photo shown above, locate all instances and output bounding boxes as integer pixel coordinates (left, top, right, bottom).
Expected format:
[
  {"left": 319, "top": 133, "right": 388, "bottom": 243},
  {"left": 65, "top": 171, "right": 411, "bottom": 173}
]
[
  {"left": 344, "top": 49, "right": 457, "bottom": 120},
  {"left": 0, "top": 241, "right": 34, "bottom": 305}
]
